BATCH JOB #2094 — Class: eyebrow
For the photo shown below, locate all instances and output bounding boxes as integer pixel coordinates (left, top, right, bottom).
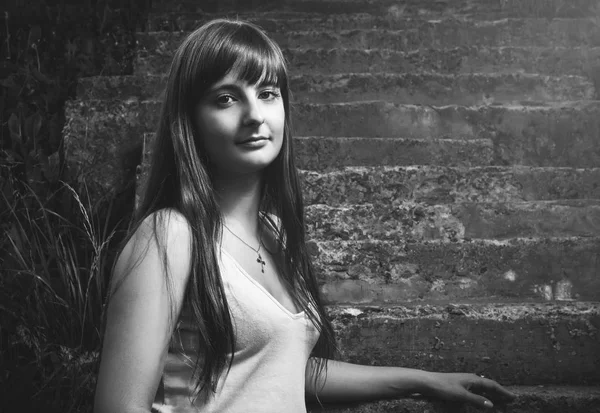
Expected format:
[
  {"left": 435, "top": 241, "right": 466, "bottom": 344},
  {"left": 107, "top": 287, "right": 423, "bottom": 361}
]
[
  {"left": 207, "top": 83, "right": 243, "bottom": 94},
  {"left": 208, "top": 79, "right": 279, "bottom": 93}
]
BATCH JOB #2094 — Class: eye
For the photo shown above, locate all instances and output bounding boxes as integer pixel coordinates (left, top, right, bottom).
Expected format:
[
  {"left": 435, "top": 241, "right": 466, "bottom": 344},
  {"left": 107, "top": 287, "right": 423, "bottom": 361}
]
[
  {"left": 259, "top": 89, "right": 281, "bottom": 100},
  {"left": 215, "top": 94, "right": 236, "bottom": 106}
]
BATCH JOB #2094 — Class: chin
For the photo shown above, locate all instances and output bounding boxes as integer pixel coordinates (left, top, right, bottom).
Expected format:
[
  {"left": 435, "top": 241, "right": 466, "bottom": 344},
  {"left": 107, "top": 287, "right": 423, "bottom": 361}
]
[
  {"left": 215, "top": 156, "right": 275, "bottom": 176},
  {"left": 241, "top": 149, "right": 280, "bottom": 170},
  {"left": 245, "top": 158, "right": 278, "bottom": 174}
]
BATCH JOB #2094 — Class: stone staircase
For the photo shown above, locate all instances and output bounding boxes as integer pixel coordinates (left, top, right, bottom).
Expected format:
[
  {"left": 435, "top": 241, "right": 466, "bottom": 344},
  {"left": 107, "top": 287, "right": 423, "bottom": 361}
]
[{"left": 64, "top": 0, "right": 600, "bottom": 411}]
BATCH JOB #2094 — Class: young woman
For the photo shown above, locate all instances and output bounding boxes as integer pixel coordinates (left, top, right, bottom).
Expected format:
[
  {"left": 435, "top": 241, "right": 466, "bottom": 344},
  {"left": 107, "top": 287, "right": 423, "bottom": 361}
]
[{"left": 93, "top": 19, "right": 516, "bottom": 413}]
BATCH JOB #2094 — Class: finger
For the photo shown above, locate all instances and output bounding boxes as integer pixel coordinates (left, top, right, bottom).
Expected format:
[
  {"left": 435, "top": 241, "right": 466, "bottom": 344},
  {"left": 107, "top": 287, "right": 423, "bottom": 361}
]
[
  {"left": 460, "top": 389, "right": 494, "bottom": 409},
  {"left": 473, "top": 377, "right": 517, "bottom": 400}
]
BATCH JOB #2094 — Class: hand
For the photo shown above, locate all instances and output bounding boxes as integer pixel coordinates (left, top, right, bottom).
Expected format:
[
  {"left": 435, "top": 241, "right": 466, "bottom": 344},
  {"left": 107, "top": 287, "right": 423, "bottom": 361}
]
[{"left": 422, "top": 372, "right": 517, "bottom": 409}]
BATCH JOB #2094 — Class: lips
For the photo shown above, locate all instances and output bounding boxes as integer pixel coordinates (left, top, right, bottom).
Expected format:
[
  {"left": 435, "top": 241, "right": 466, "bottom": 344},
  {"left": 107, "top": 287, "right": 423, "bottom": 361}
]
[{"left": 237, "top": 136, "right": 269, "bottom": 144}]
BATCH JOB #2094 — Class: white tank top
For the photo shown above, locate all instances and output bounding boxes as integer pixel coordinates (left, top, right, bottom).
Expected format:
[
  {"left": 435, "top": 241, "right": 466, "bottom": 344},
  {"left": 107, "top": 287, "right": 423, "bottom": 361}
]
[{"left": 153, "top": 248, "right": 320, "bottom": 413}]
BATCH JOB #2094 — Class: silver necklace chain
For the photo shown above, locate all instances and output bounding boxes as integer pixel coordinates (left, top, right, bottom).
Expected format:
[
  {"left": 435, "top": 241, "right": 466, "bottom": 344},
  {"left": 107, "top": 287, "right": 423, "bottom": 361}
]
[{"left": 223, "top": 223, "right": 266, "bottom": 273}]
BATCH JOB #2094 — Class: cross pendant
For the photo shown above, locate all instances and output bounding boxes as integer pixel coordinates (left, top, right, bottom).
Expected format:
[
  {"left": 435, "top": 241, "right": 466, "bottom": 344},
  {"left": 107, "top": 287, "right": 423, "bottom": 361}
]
[{"left": 257, "top": 253, "right": 266, "bottom": 273}]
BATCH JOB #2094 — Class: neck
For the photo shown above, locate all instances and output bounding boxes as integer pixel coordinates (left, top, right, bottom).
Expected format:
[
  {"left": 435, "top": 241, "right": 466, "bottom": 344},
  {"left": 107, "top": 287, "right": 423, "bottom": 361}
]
[{"left": 214, "top": 171, "right": 263, "bottom": 235}]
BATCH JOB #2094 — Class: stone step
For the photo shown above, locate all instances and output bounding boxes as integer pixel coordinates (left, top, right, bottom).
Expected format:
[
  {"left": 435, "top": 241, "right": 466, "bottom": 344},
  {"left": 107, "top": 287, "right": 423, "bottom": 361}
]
[
  {"left": 288, "top": 46, "right": 600, "bottom": 78},
  {"left": 64, "top": 99, "right": 600, "bottom": 176},
  {"left": 295, "top": 137, "right": 495, "bottom": 169},
  {"left": 148, "top": 12, "right": 600, "bottom": 38},
  {"left": 77, "top": 73, "right": 595, "bottom": 105},
  {"left": 276, "top": 26, "right": 600, "bottom": 52},
  {"left": 302, "top": 166, "right": 600, "bottom": 205},
  {"left": 292, "top": 73, "right": 596, "bottom": 105},
  {"left": 143, "top": 17, "right": 600, "bottom": 48},
  {"left": 286, "top": 23, "right": 600, "bottom": 53},
  {"left": 136, "top": 44, "right": 600, "bottom": 78},
  {"left": 307, "top": 385, "right": 600, "bottom": 413},
  {"left": 295, "top": 101, "right": 600, "bottom": 168},
  {"left": 135, "top": 23, "right": 600, "bottom": 68},
  {"left": 303, "top": 101, "right": 600, "bottom": 168},
  {"left": 145, "top": 12, "right": 360, "bottom": 31},
  {"left": 147, "top": 12, "right": 329, "bottom": 29},
  {"left": 294, "top": 99, "right": 600, "bottom": 139},
  {"left": 311, "top": 238, "right": 600, "bottom": 303},
  {"left": 279, "top": 135, "right": 492, "bottom": 169},
  {"left": 305, "top": 201, "right": 600, "bottom": 242},
  {"left": 323, "top": 303, "right": 600, "bottom": 386},
  {"left": 151, "top": 0, "right": 600, "bottom": 18}
]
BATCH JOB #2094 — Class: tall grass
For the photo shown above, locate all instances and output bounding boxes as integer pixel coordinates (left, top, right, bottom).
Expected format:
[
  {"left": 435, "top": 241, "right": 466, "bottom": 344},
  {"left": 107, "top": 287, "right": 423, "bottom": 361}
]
[{"left": 0, "top": 180, "right": 119, "bottom": 413}]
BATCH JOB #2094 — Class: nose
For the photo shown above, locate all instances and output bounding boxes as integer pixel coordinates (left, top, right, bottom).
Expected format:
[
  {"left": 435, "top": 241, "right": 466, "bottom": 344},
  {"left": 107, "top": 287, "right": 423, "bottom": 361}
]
[{"left": 243, "top": 96, "right": 265, "bottom": 126}]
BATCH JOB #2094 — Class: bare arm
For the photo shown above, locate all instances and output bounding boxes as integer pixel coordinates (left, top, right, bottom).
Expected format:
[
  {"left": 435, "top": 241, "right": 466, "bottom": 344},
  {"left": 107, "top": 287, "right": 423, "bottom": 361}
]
[
  {"left": 305, "top": 359, "right": 428, "bottom": 402},
  {"left": 305, "top": 358, "right": 516, "bottom": 409},
  {"left": 94, "top": 210, "right": 192, "bottom": 413}
]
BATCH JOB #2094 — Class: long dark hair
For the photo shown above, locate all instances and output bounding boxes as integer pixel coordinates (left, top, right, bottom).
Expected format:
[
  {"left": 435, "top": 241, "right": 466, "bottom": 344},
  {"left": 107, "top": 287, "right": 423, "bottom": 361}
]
[{"left": 115, "top": 19, "right": 336, "bottom": 401}]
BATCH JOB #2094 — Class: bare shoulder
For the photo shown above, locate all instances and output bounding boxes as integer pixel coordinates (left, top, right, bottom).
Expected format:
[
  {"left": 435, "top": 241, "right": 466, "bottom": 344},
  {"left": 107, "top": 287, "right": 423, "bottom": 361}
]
[
  {"left": 136, "top": 208, "right": 192, "bottom": 249},
  {"left": 112, "top": 208, "right": 193, "bottom": 296},
  {"left": 95, "top": 208, "right": 193, "bottom": 412}
]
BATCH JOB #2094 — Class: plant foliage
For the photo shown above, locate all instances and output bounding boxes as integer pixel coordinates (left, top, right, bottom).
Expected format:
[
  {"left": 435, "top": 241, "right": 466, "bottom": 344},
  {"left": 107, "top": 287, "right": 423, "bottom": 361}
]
[{"left": 1, "top": 0, "right": 150, "bottom": 411}]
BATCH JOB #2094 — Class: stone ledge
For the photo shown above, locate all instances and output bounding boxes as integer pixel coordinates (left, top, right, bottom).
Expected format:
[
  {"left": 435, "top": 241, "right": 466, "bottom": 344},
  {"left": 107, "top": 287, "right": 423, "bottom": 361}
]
[
  {"left": 294, "top": 137, "right": 495, "bottom": 169},
  {"left": 321, "top": 303, "right": 600, "bottom": 385},
  {"left": 136, "top": 45, "right": 600, "bottom": 77},
  {"left": 292, "top": 100, "right": 600, "bottom": 140},
  {"left": 290, "top": 72, "right": 595, "bottom": 105},
  {"left": 271, "top": 24, "right": 600, "bottom": 50},
  {"left": 312, "top": 238, "right": 600, "bottom": 302},
  {"left": 135, "top": 24, "right": 600, "bottom": 64},
  {"left": 139, "top": 18, "right": 600, "bottom": 49},
  {"left": 301, "top": 166, "right": 600, "bottom": 204},
  {"left": 150, "top": 0, "right": 600, "bottom": 18},
  {"left": 307, "top": 385, "right": 600, "bottom": 413},
  {"left": 286, "top": 0, "right": 600, "bottom": 18},
  {"left": 146, "top": 13, "right": 600, "bottom": 39},
  {"left": 305, "top": 200, "right": 600, "bottom": 241}
]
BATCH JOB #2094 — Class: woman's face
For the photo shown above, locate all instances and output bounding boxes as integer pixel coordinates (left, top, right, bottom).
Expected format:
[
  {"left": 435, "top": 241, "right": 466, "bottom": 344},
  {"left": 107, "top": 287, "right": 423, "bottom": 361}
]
[{"left": 194, "top": 70, "right": 285, "bottom": 177}]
